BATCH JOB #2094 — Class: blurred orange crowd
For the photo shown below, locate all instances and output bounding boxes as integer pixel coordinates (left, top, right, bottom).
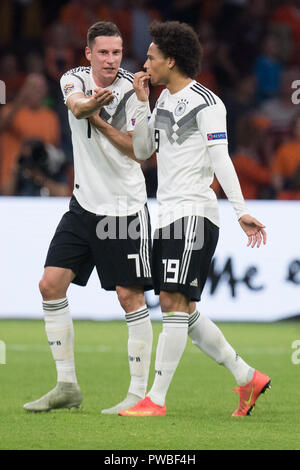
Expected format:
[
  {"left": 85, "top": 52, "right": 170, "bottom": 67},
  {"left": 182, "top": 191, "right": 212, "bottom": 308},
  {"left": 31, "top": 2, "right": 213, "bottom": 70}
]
[{"left": 0, "top": 0, "right": 299, "bottom": 199}]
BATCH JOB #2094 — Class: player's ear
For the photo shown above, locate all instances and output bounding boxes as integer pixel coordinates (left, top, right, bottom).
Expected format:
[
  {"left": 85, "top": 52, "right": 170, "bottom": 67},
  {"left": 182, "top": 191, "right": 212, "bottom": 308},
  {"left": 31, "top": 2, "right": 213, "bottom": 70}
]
[
  {"left": 168, "top": 57, "right": 176, "bottom": 70},
  {"left": 85, "top": 46, "right": 92, "bottom": 62}
]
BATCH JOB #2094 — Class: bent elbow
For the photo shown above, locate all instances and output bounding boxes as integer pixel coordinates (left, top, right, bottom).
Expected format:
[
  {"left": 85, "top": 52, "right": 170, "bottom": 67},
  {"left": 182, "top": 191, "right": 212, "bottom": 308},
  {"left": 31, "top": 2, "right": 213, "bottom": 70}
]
[
  {"left": 132, "top": 144, "right": 153, "bottom": 162},
  {"left": 135, "top": 151, "right": 153, "bottom": 162},
  {"left": 72, "top": 103, "right": 86, "bottom": 119}
]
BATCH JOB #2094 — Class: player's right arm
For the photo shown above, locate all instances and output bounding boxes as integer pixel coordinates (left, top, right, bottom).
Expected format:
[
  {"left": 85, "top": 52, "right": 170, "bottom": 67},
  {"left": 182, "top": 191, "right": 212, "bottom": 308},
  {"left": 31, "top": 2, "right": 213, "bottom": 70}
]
[
  {"left": 66, "top": 88, "right": 114, "bottom": 119},
  {"left": 66, "top": 89, "right": 114, "bottom": 119},
  {"left": 60, "top": 71, "right": 114, "bottom": 119},
  {"left": 130, "top": 71, "right": 156, "bottom": 161}
]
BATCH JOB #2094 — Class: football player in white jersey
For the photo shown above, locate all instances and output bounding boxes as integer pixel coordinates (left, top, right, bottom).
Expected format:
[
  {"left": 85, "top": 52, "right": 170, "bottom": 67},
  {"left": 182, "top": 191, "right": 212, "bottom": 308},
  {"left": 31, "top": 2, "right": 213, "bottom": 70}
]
[
  {"left": 119, "top": 21, "right": 271, "bottom": 418},
  {"left": 23, "top": 22, "right": 153, "bottom": 414}
]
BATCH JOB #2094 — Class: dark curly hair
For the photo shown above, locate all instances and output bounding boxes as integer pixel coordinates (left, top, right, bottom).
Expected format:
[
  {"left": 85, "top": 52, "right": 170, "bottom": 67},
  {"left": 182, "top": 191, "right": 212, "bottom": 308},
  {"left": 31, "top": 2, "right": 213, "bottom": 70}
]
[{"left": 149, "top": 21, "right": 202, "bottom": 79}]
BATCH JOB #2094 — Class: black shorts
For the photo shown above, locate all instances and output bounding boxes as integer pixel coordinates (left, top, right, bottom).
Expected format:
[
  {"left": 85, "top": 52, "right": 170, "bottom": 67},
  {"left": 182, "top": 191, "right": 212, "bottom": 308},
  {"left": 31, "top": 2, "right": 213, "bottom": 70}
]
[
  {"left": 152, "top": 216, "right": 219, "bottom": 301},
  {"left": 45, "top": 196, "right": 153, "bottom": 291}
]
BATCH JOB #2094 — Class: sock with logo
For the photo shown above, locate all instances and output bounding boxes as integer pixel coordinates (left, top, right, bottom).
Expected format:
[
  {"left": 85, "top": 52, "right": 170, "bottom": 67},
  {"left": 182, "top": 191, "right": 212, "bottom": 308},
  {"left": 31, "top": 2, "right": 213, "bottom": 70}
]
[
  {"left": 125, "top": 305, "right": 153, "bottom": 399},
  {"left": 43, "top": 298, "right": 77, "bottom": 384},
  {"left": 148, "top": 312, "right": 189, "bottom": 406},
  {"left": 188, "top": 310, "right": 254, "bottom": 386}
]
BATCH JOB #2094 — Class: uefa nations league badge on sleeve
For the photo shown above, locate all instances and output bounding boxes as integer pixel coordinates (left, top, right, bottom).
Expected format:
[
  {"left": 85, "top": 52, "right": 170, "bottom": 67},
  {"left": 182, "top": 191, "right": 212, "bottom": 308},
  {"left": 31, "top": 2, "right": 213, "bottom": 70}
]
[{"left": 207, "top": 132, "right": 227, "bottom": 142}]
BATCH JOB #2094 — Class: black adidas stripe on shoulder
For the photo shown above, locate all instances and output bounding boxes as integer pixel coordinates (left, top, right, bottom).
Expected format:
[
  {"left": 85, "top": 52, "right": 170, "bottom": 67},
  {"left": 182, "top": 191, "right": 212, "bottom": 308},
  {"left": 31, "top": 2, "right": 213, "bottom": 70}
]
[
  {"left": 121, "top": 75, "right": 133, "bottom": 84},
  {"left": 117, "top": 69, "right": 134, "bottom": 83},
  {"left": 192, "top": 82, "right": 216, "bottom": 105},
  {"left": 119, "top": 68, "right": 134, "bottom": 77},
  {"left": 70, "top": 73, "right": 86, "bottom": 93},
  {"left": 63, "top": 66, "right": 91, "bottom": 77},
  {"left": 117, "top": 73, "right": 133, "bottom": 84},
  {"left": 190, "top": 86, "right": 210, "bottom": 105}
]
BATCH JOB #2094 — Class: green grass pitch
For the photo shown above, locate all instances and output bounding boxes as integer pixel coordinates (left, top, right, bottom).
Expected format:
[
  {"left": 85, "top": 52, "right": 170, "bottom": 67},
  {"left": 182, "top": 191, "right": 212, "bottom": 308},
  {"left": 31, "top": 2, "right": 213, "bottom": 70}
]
[{"left": 0, "top": 319, "right": 299, "bottom": 450}]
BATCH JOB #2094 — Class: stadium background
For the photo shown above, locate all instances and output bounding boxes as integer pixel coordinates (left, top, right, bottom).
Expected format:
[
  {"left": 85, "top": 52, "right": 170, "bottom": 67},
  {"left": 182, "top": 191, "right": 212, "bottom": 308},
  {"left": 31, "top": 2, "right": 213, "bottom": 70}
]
[
  {"left": 0, "top": 0, "right": 299, "bottom": 321},
  {"left": 1, "top": 0, "right": 300, "bottom": 453}
]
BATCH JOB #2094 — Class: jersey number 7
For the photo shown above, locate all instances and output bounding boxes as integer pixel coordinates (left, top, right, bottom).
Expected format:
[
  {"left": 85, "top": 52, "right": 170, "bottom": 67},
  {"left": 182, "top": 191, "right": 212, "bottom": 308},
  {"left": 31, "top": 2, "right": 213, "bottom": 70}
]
[{"left": 154, "top": 129, "right": 160, "bottom": 153}]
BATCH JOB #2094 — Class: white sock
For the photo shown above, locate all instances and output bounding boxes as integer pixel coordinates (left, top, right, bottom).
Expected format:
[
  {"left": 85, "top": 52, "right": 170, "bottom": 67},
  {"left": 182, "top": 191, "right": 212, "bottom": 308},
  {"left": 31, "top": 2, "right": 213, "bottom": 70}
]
[
  {"left": 188, "top": 310, "right": 254, "bottom": 386},
  {"left": 148, "top": 312, "right": 189, "bottom": 406},
  {"left": 125, "top": 305, "right": 153, "bottom": 398},
  {"left": 43, "top": 298, "right": 77, "bottom": 384}
]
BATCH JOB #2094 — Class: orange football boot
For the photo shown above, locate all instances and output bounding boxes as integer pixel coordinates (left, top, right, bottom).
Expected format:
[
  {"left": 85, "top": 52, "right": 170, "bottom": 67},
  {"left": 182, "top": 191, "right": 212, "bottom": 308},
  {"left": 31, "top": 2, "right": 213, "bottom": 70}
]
[
  {"left": 232, "top": 370, "right": 271, "bottom": 417},
  {"left": 118, "top": 396, "right": 166, "bottom": 417}
]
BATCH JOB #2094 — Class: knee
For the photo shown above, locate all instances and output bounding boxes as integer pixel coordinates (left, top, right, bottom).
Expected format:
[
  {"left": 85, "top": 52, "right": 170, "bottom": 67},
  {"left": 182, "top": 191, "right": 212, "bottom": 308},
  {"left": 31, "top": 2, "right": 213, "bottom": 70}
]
[
  {"left": 159, "top": 291, "right": 175, "bottom": 313},
  {"left": 39, "top": 277, "right": 64, "bottom": 301},
  {"left": 159, "top": 291, "right": 189, "bottom": 313},
  {"left": 116, "top": 286, "right": 145, "bottom": 313}
]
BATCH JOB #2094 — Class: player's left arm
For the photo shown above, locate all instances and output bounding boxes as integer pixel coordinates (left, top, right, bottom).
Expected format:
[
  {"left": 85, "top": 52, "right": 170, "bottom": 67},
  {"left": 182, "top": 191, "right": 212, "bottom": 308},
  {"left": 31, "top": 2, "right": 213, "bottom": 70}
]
[
  {"left": 209, "top": 144, "right": 266, "bottom": 248},
  {"left": 238, "top": 213, "right": 267, "bottom": 248},
  {"left": 88, "top": 113, "right": 139, "bottom": 161},
  {"left": 199, "top": 103, "right": 266, "bottom": 248}
]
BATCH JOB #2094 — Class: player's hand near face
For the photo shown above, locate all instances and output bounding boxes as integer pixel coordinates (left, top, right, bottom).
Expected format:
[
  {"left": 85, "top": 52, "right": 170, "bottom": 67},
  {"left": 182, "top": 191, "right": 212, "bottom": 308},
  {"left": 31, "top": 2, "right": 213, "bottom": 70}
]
[
  {"left": 238, "top": 214, "right": 267, "bottom": 248},
  {"left": 133, "top": 72, "right": 151, "bottom": 102}
]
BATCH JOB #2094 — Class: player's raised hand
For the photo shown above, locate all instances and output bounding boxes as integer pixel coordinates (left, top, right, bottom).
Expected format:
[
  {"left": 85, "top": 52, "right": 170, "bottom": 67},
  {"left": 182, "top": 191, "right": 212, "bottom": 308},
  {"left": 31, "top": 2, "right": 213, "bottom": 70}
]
[
  {"left": 133, "top": 72, "right": 150, "bottom": 102},
  {"left": 93, "top": 87, "right": 114, "bottom": 107},
  {"left": 238, "top": 214, "right": 267, "bottom": 248}
]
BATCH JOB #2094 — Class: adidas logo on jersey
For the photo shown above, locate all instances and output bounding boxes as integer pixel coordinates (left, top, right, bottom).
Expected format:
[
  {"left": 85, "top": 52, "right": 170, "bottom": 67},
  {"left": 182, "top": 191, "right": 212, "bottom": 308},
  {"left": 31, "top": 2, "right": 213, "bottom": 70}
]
[{"left": 190, "top": 278, "right": 198, "bottom": 287}]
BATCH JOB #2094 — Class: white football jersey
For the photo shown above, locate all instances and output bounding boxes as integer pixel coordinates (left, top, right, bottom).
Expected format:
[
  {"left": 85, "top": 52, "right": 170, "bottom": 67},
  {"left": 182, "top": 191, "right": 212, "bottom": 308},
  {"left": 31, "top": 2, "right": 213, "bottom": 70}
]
[
  {"left": 60, "top": 67, "right": 147, "bottom": 216},
  {"left": 149, "top": 80, "right": 229, "bottom": 228}
]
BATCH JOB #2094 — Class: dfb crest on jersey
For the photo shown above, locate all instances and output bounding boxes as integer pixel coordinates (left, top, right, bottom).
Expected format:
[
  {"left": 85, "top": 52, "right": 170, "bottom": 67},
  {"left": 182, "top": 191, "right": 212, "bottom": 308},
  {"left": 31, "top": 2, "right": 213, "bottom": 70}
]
[
  {"left": 106, "top": 92, "right": 119, "bottom": 110},
  {"left": 175, "top": 99, "right": 188, "bottom": 117}
]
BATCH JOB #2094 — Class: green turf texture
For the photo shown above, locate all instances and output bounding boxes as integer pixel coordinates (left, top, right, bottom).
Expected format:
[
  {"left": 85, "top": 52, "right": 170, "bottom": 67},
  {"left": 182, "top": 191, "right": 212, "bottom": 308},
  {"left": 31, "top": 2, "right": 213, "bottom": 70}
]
[{"left": 0, "top": 319, "right": 299, "bottom": 450}]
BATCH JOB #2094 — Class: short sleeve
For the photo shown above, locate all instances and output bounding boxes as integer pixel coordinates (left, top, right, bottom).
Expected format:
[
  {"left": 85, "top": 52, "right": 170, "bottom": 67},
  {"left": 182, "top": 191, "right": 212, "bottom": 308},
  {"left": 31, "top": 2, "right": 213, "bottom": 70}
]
[
  {"left": 126, "top": 92, "right": 151, "bottom": 132},
  {"left": 197, "top": 101, "right": 228, "bottom": 147},
  {"left": 60, "top": 72, "right": 85, "bottom": 104}
]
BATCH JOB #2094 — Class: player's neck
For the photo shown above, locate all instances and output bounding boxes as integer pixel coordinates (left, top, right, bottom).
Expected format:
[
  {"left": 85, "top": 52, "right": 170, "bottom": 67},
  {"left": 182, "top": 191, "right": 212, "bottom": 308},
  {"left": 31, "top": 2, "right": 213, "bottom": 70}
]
[
  {"left": 166, "top": 75, "right": 193, "bottom": 95},
  {"left": 92, "top": 70, "right": 118, "bottom": 89}
]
